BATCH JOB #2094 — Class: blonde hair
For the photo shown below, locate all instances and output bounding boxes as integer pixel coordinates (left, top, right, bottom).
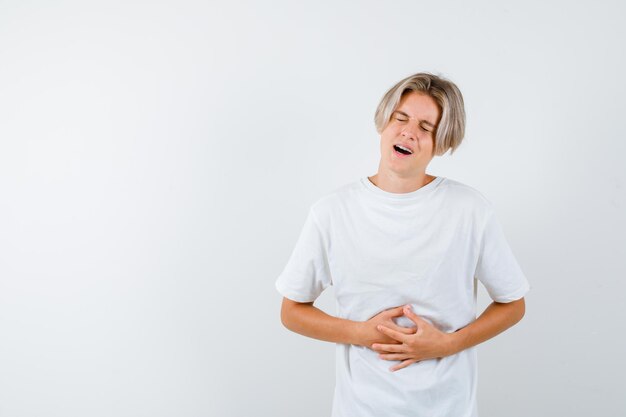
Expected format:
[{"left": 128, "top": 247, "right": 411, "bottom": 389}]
[{"left": 374, "top": 72, "right": 466, "bottom": 156}]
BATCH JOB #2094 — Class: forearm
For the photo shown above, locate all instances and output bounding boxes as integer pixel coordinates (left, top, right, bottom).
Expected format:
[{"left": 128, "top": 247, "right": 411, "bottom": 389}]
[
  {"left": 281, "top": 301, "right": 362, "bottom": 345},
  {"left": 449, "top": 298, "right": 525, "bottom": 354}
]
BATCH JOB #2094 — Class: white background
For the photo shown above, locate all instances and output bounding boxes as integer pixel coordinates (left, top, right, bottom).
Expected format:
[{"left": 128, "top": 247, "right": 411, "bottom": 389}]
[{"left": 1, "top": 1, "right": 625, "bottom": 416}]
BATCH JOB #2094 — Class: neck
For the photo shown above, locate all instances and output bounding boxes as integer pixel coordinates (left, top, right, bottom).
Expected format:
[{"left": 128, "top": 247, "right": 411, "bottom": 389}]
[{"left": 368, "top": 171, "right": 436, "bottom": 194}]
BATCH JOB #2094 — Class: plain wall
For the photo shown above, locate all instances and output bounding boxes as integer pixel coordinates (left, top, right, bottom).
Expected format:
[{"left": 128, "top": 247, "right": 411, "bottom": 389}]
[{"left": 1, "top": 0, "right": 625, "bottom": 416}]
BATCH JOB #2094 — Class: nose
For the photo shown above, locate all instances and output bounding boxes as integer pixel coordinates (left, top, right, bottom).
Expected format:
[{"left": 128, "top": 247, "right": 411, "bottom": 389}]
[{"left": 401, "top": 126, "right": 417, "bottom": 141}]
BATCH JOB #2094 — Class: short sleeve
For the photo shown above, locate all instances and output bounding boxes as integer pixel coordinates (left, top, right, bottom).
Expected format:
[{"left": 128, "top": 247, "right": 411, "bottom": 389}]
[
  {"left": 475, "top": 207, "right": 530, "bottom": 303},
  {"left": 275, "top": 207, "right": 333, "bottom": 303}
]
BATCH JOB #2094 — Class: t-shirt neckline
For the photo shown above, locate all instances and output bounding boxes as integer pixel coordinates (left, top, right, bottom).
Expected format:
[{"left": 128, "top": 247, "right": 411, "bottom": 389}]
[{"left": 360, "top": 175, "right": 444, "bottom": 201}]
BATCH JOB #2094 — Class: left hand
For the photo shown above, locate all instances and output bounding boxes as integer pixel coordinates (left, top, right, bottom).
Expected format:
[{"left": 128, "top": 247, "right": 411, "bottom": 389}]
[{"left": 371, "top": 305, "right": 457, "bottom": 372}]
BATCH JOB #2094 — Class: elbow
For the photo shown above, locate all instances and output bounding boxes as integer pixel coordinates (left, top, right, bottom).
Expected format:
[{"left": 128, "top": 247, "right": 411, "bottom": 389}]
[
  {"left": 495, "top": 297, "right": 525, "bottom": 325},
  {"left": 280, "top": 297, "right": 312, "bottom": 331},
  {"left": 279, "top": 297, "right": 299, "bottom": 330},
  {"left": 280, "top": 304, "right": 292, "bottom": 329},
  {"left": 513, "top": 297, "right": 526, "bottom": 323}
]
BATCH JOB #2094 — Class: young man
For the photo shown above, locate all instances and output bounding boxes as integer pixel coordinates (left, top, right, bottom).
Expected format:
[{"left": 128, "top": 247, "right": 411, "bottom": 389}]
[{"left": 275, "top": 72, "right": 530, "bottom": 417}]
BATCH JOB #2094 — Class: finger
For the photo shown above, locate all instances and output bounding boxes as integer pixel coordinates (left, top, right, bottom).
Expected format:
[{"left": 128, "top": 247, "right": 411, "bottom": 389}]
[
  {"left": 379, "top": 353, "right": 413, "bottom": 361},
  {"left": 391, "top": 323, "right": 418, "bottom": 334},
  {"left": 403, "top": 305, "right": 427, "bottom": 326},
  {"left": 385, "top": 306, "right": 406, "bottom": 318},
  {"left": 377, "top": 325, "right": 408, "bottom": 343},
  {"left": 390, "top": 359, "right": 418, "bottom": 372},
  {"left": 371, "top": 343, "right": 406, "bottom": 353}
]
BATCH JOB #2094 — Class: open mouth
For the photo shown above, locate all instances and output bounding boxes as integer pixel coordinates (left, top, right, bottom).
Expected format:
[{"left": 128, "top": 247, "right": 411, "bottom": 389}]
[{"left": 393, "top": 144, "right": 413, "bottom": 156}]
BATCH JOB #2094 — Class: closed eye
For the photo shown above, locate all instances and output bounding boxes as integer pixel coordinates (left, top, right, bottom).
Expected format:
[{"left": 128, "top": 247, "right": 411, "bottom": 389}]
[{"left": 392, "top": 111, "right": 433, "bottom": 132}]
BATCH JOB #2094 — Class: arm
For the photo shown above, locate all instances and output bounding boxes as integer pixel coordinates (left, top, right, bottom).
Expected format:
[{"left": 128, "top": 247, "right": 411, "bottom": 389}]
[
  {"left": 450, "top": 297, "right": 526, "bottom": 354},
  {"left": 280, "top": 297, "right": 417, "bottom": 347},
  {"left": 373, "top": 298, "right": 526, "bottom": 372},
  {"left": 280, "top": 297, "right": 360, "bottom": 345}
]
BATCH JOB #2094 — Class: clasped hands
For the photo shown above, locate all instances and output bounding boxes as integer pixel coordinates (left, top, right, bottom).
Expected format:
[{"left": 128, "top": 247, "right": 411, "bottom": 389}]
[{"left": 358, "top": 304, "right": 458, "bottom": 372}]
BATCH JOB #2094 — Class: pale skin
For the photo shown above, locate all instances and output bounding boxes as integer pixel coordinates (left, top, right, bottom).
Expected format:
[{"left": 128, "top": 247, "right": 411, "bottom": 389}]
[{"left": 281, "top": 91, "right": 526, "bottom": 372}]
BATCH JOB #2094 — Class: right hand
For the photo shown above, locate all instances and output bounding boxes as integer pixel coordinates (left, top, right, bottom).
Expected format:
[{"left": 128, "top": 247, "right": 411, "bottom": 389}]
[{"left": 355, "top": 306, "right": 417, "bottom": 349}]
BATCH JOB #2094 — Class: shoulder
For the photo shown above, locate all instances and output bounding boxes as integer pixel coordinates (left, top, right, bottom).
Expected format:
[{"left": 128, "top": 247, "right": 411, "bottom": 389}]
[
  {"left": 308, "top": 179, "right": 360, "bottom": 225},
  {"left": 438, "top": 177, "right": 495, "bottom": 215}
]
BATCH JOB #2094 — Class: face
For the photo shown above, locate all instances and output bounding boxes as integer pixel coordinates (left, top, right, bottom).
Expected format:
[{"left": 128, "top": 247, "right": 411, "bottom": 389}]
[{"left": 379, "top": 91, "right": 441, "bottom": 177}]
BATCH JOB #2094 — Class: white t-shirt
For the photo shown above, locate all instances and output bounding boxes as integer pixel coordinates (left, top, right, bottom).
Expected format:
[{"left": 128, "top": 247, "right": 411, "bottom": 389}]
[{"left": 275, "top": 175, "right": 530, "bottom": 417}]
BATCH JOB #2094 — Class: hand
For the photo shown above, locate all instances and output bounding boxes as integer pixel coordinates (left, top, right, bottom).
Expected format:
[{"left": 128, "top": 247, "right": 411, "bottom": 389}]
[
  {"left": 371, "top": 305, "right": 457, "bottom": 372},
  {"left": 355, "top": 306, "right": 417, "bottom": 348}
]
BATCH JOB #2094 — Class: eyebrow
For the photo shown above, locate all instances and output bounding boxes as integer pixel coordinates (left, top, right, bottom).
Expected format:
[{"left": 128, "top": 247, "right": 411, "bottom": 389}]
[{"left": 393, "top": 110, "right": 436, "bottom": 128}]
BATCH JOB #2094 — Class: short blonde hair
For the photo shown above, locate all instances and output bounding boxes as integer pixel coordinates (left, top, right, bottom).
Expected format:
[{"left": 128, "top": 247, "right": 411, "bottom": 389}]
[{"left": 374, "top": 72, "right": 466, "bottom": 156}]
